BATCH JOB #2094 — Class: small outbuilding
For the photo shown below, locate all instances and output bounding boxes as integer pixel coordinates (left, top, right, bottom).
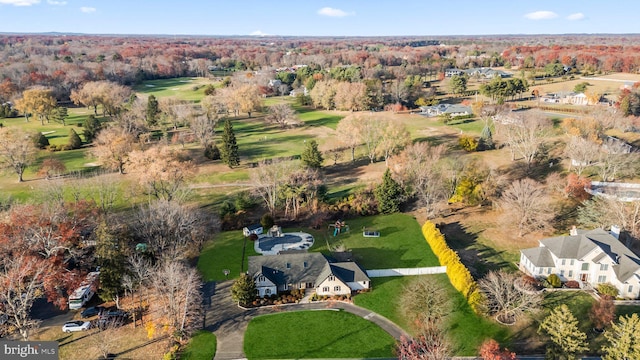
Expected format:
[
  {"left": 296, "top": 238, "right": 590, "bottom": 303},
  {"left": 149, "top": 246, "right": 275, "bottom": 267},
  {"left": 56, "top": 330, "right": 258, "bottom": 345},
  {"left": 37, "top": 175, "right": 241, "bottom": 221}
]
[{"left": 243, "top": 224, "right": 264, "bottom": 237}]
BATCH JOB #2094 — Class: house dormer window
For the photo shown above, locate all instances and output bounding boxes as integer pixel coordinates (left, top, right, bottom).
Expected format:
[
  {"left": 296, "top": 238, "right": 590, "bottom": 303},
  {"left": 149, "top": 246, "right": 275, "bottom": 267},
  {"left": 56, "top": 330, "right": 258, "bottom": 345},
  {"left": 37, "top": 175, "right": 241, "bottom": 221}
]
[
  {"left": 258, "top": 276, "right": 265, "bottom": 282},
  {"left": 303, "top": 262, "right": 308, "bottom": 268},
  {"left": 286, "top": 263, "right": 291, "bottom": 269},
  {"left": 328, "top": 275, "right": 335, "bottom": 281}
]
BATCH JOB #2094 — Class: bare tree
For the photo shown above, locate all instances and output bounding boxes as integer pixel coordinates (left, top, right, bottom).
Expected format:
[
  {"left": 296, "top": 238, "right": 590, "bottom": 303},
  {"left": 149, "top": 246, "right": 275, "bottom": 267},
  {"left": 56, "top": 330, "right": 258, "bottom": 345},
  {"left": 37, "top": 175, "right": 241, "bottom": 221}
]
[
  {"left": 189, "top": 113, "right": 218, "bottom": 147},
  {"left": 379, "top": 121, "right": 411, "bottom": 166},
  {"left": 0, "top": 254, "right": 46, "bottom": 340},
  {"left": 390, "top": 142, "right": 448, "bottom": 217},
  {"left": 149, "top": 261, "right": 202, "bottom": 341},
  {"left": 265, "top": 104, "right": 300, "bottom": 128},
  {"left": 159, "top": 97, "right": 191, "bottom": 130},
  {"left": 498, "top": 111, "right": 551, "bottom": 167},
  {"left": 498, "top": 178, "right": 554, "bottom": 237},
  {"left": 399, "top": 277, "right": 450, "bottom": 331},
  {"left": 479, "top": 270, "right": 542, "bottom": 324},
  {"left": 250, "top": 159, "right": 300, "bottom": 216},
  {"left": 595, "top": 140, "right": 638, "bottom": 182},
  {"left": 336, "top": 114, "right": 361, "bottom": 162},
  {"left": 396, "top": 329, "right": 451, "bottom": 360},
  {"left": 134, "top": 200, "right": 214, "bottom": 261},
  {"left": 201, "top": 94, "right": 227, "bottom": 119},
  {"left": 578, "top": 196, "right": 640, "bottom": 244},
  {"left": 0, "top": 128, "right": 38, "bottom": 182},
  {"left": 564, "top": 136, "right": 600, "bottom": 176},
  {"left": 82, "top": 171, "right": 122, "bottom": 215}
]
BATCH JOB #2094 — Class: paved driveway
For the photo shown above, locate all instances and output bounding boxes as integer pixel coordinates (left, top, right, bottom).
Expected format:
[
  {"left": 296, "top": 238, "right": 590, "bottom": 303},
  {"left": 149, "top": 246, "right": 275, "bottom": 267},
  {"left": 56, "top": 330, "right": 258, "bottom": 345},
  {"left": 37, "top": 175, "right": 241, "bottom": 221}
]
[{"left": 205, "top": 280, "right": 409, "bottom": 360}]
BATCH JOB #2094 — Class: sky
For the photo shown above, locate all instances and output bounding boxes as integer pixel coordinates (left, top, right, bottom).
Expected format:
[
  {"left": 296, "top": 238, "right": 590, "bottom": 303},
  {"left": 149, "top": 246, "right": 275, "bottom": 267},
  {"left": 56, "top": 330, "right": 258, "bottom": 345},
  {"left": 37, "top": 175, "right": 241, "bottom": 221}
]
[{"left": 0, "top": 0, "right": 638, "bottom": 37}]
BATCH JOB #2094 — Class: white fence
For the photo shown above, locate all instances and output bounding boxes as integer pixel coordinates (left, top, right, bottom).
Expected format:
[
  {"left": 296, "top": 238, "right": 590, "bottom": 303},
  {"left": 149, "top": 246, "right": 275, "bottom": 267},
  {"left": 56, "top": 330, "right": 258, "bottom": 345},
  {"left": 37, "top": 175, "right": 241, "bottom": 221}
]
[{"left": 366, "top": 266, "right": 447, "bottom": 278}]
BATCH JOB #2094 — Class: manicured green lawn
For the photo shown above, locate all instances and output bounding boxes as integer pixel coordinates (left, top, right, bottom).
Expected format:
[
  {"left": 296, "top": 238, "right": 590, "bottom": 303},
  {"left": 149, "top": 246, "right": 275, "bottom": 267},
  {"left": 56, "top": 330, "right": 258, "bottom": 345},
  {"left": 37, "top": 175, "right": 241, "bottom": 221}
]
[
  {"left": 243, "top": 310, "right": 396, "bottom": 359},
  {"left": 294, "top": 106, "right": 344, "bottom": 130},
  {"left": 315, "top": 213, "right": 440, "bottom": 269},
  {"left": 181, "top": 330, "right": 216, "bottom": 360},
  {"left": 354, "top": 274, "right": 509, "bottom": 356},
  {"left": 197, "top": 229, "right": 260, "bottom": 281},
  {"left": 447, "top": 118, "right": 484, "bottom": 135},
  {"left": 132, "top": 77, "right": 218, "bottom": 102}
]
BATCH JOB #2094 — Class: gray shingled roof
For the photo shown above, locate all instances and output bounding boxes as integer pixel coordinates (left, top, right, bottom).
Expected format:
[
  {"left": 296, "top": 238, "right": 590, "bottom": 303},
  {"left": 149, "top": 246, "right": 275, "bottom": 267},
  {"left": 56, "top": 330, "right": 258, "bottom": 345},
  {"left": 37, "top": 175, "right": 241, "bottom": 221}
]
[
  {"left": 248, "top": 253, "right": 328, "bottom": 286},
  {"left": 248, "top": 253, "right": 370, "bottom": 288},
  {"left": 521, "top": 247, "right": 555, "bottom": 267},
  {"left": 331, "top": 262, "right": 370, "bottom": 283},
  {"left": 532, "top": 228, "right": 640, "bottom": 283}
]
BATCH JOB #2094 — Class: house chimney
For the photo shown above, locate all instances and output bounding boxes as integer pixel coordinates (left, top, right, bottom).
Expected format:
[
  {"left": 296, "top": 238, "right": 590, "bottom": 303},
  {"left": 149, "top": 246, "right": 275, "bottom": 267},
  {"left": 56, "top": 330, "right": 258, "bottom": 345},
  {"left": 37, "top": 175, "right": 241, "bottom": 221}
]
[
  {"left": 569, "top": 226, "right": 578, "bottom": 236},
  {"left": 610, "top": 225, "right": 621, "bottom": 240}
]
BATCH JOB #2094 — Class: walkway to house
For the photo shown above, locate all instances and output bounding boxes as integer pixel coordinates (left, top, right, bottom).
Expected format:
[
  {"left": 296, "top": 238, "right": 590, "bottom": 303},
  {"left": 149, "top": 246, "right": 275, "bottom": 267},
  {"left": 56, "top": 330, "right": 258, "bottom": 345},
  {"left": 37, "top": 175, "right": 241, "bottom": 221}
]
[{"left": 205, "top": 280, "right": 410, "bottom": 360}]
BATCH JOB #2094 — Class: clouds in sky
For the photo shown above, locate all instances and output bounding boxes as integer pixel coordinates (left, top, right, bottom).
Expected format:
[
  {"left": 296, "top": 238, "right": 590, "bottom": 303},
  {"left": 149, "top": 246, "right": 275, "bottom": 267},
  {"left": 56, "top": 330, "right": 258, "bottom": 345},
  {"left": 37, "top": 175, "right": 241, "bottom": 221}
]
[
  {"left": 249, "top": 30, "right": 271, "bottom": 36},
  {"left": 567, "top": 13, "right": 585, "bottom": 21},
  {"left": 524, "top": 11, "right": 558, "bottom": 20},
  {"left": 80, "top": 6, "right": 95, "bottom": 13},
  {"left": 0, "top": 0, "right": 40, "bottom": 6},
  {"left": 317, "top": 7, "right": 353, "bottom": 17},
  {"left": 525, "top": 10, "right": 587, "bottom": 21},
  {"left": 47, "top": 0, "right": 66, "bottom": 5}
]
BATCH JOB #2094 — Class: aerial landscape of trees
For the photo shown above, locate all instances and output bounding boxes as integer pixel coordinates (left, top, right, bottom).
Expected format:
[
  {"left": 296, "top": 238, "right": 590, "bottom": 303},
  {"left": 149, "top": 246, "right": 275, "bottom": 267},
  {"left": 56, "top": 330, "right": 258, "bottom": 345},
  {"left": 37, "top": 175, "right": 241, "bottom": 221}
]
[{"left": 0, "top": 32, "right": 639, "bottom": 359}]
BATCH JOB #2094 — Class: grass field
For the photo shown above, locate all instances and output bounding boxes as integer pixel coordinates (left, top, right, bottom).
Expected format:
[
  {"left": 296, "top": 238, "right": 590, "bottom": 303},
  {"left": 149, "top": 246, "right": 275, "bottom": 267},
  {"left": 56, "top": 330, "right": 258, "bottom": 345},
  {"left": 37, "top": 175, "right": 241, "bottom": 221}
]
[
  {"left": 243, "top": 310, "right": 396, "bottom": 359},
  {"left": 197, "top": 229, "right": 260, "bottom": 281},
  {"left": 132, "top": 77, "right": 218, "bottom": 102},
  {"left": 181, "top": 330, "right": 216, "bottom": 360}
]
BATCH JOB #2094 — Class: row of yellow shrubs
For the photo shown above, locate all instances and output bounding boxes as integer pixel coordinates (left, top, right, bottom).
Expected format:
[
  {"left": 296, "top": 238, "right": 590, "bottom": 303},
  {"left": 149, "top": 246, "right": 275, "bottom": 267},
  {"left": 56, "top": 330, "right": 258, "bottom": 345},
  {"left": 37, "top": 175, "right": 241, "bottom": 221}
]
[{"left": 422, "top": 221, "right": 483, "bottom": 312}]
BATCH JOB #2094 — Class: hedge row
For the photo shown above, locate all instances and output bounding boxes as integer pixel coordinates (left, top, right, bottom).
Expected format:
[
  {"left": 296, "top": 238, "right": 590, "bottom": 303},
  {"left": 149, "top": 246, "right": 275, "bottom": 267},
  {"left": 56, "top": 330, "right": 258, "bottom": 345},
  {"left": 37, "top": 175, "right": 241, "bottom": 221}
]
[{"left": 422, "top": 221, "right": 483, "bottom": 312}]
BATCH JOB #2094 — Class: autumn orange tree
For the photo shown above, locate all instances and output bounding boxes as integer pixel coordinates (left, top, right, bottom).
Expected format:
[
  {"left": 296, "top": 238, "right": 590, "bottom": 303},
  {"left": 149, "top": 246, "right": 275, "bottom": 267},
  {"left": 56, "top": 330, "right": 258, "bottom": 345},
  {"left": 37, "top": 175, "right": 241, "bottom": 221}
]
[
  {"left": 90, "top": 127, "right": 137, "bottom": 174},
  {"left": 14, "top": 87, "right": 57, "bottom": 124},
  {"left": 0, "top": 200, "right": 98, "bottom": 339},
  {"left": 478, "top": 339, "right": 516, "bottom": 360},
  {"left": 126, "top": 145, "right": 196, "bottom": 201}
]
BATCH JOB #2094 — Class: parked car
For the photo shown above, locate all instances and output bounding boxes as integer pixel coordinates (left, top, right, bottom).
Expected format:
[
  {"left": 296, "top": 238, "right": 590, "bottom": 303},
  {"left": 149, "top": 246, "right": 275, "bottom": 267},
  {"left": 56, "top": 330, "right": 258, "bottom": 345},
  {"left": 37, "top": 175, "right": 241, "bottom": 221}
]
[
  {"left": 62, "top": 320, "right": 91, "bottom": 333},
  {"left": 97, "top": 309, "right": 129, "bottom": 330},
  {"left": 81, "top": 306, "right": 105, "bottom": 318}
]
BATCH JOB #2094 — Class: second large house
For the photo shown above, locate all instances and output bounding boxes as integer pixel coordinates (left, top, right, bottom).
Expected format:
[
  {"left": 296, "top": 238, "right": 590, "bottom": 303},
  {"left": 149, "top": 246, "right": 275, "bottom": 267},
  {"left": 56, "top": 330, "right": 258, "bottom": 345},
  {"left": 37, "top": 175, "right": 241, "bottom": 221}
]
[
  {"left": 520, "top": 227, "right": 640, "bottom": 299},
  {"left": 248, "top": 252, "right": 371, "bottom": 297}
]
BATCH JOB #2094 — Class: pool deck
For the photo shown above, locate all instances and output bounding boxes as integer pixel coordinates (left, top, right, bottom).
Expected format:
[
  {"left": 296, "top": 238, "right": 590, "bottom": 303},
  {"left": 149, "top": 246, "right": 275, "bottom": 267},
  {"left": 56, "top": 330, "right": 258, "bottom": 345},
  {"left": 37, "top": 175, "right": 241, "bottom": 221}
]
[{"left": 254, "top": 232, "right": 314, "bottom": 255}]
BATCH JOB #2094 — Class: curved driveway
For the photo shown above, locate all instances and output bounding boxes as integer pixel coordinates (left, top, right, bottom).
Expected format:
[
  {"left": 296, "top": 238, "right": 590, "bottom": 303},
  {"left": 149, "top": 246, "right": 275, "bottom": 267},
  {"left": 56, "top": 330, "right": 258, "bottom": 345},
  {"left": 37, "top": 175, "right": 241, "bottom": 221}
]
[{"left": 205, "top": 280, "right": 409, "bottom": 360}]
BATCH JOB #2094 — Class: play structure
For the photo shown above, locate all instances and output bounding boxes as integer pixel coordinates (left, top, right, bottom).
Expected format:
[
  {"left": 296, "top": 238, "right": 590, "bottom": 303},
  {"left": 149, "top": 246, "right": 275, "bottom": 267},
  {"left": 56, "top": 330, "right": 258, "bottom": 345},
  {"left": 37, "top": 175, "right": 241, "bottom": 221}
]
[{"left": 328, "top": 220, "right": 350, "bottom": 237}]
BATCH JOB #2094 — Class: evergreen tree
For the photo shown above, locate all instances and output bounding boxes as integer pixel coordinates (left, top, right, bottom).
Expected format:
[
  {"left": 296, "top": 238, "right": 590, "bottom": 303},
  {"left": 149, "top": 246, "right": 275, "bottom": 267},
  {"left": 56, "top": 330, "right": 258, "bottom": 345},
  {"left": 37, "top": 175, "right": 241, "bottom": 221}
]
[
  {"left": 204, "top": 143, "right": 220, "bottom": 160},
  {"left": 146, "top": 94, "right": 160, "bottom": 126},
  {"left": 95, "top": 222, "right": 127, "bottom": 307},
  {"left": 67, "top": 128, "right": 82, "bottom": 149},
  {"left": 538, "top": 304, "right": 588, "bottom": 360},
  {"left": 82, "top": 115, "right": 102, "bottom": 143},
  {"left": 50, "top": 106, "right": 68, "bottom": 126},
  {"left": 230, "top": 273, "right": 256, "bottom": 306},
  {"left": 32, "top": 132, "right": 49, "bottom": 149},
  {"left": 301, "top": 140, "right": 323, "bottom": 169},
  {"left": 220, "top": 119, "right": 239, "bottom": 168},
  {"left": 375, "top": 168, "right": 403, "bottom": 214},
  {"left": 479, "top": 125, "right": 494, "bottom": 150},
  {"left": 602, "top": 314, "right": 640, "bottom": 360}
]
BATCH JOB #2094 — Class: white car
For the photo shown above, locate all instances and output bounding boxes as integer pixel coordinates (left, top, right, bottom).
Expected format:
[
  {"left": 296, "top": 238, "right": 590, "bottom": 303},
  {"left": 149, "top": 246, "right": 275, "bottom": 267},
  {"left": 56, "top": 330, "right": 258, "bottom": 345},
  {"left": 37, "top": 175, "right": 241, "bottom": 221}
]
[{"left": 62, "top": 320, "right": 91, "bottom": 333}]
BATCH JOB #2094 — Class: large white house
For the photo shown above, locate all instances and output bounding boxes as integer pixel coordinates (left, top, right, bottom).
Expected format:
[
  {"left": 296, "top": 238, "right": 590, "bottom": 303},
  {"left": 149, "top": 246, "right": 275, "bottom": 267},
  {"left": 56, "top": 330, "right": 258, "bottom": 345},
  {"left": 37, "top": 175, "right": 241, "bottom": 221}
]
[
  {"left": 520, "top": 228, "right": 640, "bottom": 299},
  {"left": 248, "top": 253, "right": 370, "bottom": 297}
]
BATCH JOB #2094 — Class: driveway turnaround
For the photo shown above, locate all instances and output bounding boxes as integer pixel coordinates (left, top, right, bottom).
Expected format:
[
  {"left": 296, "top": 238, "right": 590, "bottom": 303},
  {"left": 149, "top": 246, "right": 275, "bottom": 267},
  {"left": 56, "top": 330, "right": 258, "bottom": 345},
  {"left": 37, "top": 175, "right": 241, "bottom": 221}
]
[{"left": 206, "top": 280, "right": 409, "bottom": 360}]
